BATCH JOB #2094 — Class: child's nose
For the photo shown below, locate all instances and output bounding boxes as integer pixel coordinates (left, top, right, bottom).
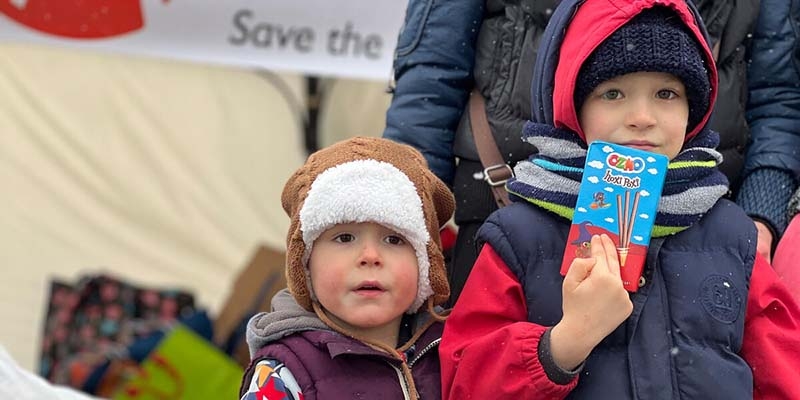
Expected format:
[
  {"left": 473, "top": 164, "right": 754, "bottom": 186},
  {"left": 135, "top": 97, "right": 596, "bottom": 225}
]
[
  {"left": 358, "top": 241, "right": 382, "bottom": 267},
  {"left": 625, "top": 100, "right": 657, "bottom": 129}
]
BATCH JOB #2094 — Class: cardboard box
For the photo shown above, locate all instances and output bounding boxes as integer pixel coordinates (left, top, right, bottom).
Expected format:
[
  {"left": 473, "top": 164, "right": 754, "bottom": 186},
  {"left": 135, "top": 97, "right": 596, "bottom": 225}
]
[{"left": 560, "top": 141, "right": 668, "bottom": 291}]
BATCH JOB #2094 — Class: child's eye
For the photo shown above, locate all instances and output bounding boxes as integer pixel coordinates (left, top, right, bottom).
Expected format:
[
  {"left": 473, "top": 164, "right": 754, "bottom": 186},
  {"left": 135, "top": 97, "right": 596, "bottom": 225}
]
[
  {"left": 334, "top": 233, "right": 355, "bottom": 243},
  {"left": 656, "top": 89, "right": 678, "bottom": 100},
  {"left": 385, "top": 235, "right": 406, "bottom": 245},
  {"left": 601, "top": 89, "right": 623, "bottom": 100}
]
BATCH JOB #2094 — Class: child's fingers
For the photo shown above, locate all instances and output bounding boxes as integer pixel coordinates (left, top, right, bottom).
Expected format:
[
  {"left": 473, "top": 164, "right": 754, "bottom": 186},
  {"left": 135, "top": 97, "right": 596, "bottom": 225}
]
[
  {"left": 600, "top": 234, "right": 621, "bottom": 276},
  {"left": 564, "top": 256, "right": 595, "bottom": 288},
  {"left": 589, "top": 234, "right": 607, "bottom": 268}
]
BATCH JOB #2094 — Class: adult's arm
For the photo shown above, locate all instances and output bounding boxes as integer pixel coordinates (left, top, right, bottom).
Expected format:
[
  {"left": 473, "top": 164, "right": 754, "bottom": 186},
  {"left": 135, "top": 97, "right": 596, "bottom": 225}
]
[
  {"left": 736, "top": 0, "right": 800, "bottom": 240},
  {"left": 382, "top": 0, "right": 484, "bottom": 186}
]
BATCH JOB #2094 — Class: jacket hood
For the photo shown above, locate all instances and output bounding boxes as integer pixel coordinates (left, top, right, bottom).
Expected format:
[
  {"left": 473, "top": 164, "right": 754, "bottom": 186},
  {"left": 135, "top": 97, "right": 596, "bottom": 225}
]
[
  {"left": 530, "top": 0, "right": 718, "bottom": 142},
  {"left": 246, "top": 289, "right": 333, "bottom": 357},
  {"left": 246, "top": 288, "right": 445, "bottom": 358}
]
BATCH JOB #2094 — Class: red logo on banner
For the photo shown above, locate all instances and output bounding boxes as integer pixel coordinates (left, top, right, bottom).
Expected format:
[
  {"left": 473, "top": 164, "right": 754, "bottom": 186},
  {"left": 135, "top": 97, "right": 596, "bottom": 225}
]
[{"left": 0, "top": 0, "right": 167, "bottom": 39}]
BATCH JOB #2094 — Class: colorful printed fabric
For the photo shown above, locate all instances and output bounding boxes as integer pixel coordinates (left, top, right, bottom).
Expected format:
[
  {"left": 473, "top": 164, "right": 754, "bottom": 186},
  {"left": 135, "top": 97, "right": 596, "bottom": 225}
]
[
  {"left": 240, "top": 360, "right": 303, "bottom": 400},
  {"left": 39, "top": 274, "right": 197, "bottom": 392}
]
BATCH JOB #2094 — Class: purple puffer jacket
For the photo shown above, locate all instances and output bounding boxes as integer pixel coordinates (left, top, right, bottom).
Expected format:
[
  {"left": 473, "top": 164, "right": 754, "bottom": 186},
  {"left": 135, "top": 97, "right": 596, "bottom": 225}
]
[{"left": 240, "top": 289, "right": 444, "bottom": 400}]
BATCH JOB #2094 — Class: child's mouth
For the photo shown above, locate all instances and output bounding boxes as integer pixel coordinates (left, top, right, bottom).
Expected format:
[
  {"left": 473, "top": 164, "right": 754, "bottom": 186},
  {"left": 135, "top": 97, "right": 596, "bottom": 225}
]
[{"left": 354, "top": 281, "right": 385, "bottom": 295}]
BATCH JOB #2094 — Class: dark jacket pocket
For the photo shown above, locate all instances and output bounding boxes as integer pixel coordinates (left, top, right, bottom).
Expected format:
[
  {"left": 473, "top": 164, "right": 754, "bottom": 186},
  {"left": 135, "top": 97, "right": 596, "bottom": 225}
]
[{"left": 395, "top": 0, "right": 434, "bottom": 56}]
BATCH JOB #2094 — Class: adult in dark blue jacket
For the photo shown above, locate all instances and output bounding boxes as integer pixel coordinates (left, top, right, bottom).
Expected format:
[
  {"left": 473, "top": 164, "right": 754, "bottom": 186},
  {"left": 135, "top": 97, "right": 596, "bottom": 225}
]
[
  {"left": 735, "top": 0, "right": 800, "bottom": 262},
  {"left": 383, "top": 0, "right": 484, "bottom": 188},
  {"left": 383, "top": 0, "right": 758, "bottom": 306}
]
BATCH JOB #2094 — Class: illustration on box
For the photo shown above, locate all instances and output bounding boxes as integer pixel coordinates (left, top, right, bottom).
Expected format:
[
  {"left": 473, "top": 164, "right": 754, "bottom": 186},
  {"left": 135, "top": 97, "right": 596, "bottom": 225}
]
[{"left": 560, "top": 141, "right": 668, "bottom": 292}]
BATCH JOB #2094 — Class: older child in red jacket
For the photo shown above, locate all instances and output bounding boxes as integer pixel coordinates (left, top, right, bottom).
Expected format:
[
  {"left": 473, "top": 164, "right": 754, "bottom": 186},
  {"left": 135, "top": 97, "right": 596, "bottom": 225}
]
[{"left": 440, "top": 0, "right": 800, "bottom": 398}]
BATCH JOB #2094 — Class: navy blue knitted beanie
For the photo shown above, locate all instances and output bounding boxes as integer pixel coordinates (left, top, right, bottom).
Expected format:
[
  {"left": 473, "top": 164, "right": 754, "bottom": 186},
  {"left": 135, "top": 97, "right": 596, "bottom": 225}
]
[{"left": 574, "top": 7, "right": 711, "bottom": 132}]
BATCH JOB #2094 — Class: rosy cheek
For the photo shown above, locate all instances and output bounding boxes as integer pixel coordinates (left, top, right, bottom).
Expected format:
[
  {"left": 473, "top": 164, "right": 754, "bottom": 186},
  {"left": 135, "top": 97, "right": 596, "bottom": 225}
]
[
  {"left": 311, "top": 269, "right": 340, "bottom": 295},
  {"left": 400, "top": 266, "right": 419, "bottom": 291}
]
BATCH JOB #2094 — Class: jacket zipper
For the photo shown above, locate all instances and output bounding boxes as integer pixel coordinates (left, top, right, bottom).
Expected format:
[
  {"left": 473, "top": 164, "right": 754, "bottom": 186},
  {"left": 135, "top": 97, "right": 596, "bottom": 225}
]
[
  {"left": 408, "top": 338, "right": 441, "bottom": 367},
  {"left": 387, "top": 362, "right": 411, "bottom": 400},
  {"left": 385, "top": 338, "right": 442, "bottom": 399}
]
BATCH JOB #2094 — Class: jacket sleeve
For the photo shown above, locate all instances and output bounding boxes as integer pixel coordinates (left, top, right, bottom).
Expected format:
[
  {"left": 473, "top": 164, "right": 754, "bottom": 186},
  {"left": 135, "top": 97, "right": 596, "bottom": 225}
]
[
  {"left": 382, "top": 0, "right": 484, "bottom": 186},
  {"left": 736, "top": 0, "right": 800, "bottom": 237},
  {"left": 440, "top": 244, "right": 578, "bottom": 399},
  {"left": 240, "top": 359, "right": 303, "bottom": 400},
  {"left": 740, "top": 254, "right": 800, "bottom": 399},
  {"left": 773, "top": 213, "right": 800, "bottom": 299}
]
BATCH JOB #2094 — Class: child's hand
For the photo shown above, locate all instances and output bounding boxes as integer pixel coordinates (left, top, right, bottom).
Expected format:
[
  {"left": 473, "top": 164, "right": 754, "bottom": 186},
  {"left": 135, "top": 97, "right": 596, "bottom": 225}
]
[
  {"left": 550, "top": 234, "right": 633, "bottom": 371},
  {"left": 753, "top": 220, "right": 773, "bottom": 263}
]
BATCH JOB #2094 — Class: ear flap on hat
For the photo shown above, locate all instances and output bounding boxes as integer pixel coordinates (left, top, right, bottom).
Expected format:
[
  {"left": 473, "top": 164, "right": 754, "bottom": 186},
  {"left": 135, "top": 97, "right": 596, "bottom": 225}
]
[
  {"left": 418, "top": 168, "right": 455, "bottom": 307},
  {"left": 284, "top": 216, "right": 314, "bottom": 311},
  {"left": 394, "top": 144, "right": 455, "bottom": 308},
  {"left": 282, "top": 167, "right": 313, "bottom": 311},
  {"left": 430, "top": 172, "right": 455, "bottom": 229},
  {"left": 281, "top": 154, "right": 322, "bottom": 311}
]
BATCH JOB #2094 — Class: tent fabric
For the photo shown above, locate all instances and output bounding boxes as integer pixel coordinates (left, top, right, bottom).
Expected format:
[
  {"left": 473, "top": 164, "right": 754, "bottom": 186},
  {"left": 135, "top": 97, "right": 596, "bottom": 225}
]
[
  {"left": 0, "top": 42, "right": 388, "bottom": 371},
  {"left": 0, "top": 344, "right": 102, "bottom": 400}
]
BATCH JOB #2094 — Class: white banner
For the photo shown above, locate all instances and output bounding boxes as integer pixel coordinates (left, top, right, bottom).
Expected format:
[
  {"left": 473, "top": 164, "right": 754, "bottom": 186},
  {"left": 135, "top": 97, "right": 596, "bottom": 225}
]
[{"left": 0, "top": 0, "right": 408, "bottom": 80}]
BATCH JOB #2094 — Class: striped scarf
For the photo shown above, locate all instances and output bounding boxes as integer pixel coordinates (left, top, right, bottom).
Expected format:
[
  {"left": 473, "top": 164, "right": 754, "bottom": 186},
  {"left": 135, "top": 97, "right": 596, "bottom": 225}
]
[{"left": 507, "top": 121, "right": 729, "bottom": 237}]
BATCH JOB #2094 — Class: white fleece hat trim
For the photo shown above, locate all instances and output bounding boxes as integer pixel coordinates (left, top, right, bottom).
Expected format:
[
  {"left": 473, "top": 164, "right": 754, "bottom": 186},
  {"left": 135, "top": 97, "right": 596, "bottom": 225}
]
[{"left": 298, "top": 159, "right": 432, "bottom": 313}]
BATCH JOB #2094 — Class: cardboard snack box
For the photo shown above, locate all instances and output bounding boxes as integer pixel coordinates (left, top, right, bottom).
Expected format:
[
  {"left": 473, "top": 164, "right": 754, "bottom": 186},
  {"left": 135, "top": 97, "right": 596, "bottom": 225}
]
[{"left": 560, "top": 141, "right": 668, "bottom": 292}]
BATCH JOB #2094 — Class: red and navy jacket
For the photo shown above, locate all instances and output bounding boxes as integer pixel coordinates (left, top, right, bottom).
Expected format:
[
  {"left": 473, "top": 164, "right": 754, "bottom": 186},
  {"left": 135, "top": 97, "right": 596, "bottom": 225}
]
[{"left": 440, "top": 0, "right": 800, "bottom": 398}]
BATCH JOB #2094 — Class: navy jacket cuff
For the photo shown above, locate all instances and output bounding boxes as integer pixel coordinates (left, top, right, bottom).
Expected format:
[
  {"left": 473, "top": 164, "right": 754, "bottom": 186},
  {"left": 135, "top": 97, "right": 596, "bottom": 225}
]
[{"left": 736, "top": 168, "right": 798, "bottom": 237}]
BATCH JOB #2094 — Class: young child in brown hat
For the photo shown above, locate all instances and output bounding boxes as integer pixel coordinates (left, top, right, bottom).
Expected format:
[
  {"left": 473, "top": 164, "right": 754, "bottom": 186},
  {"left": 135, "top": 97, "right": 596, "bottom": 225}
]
[{"left": 239, "top": 136, "right": 455, "bottom": 400}]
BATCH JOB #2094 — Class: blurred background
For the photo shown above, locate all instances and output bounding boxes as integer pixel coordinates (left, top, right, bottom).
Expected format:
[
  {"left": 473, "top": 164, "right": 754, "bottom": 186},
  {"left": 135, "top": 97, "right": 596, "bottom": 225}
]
[{"left": 0, "top": 1, "right": 399, "bottom": 397}]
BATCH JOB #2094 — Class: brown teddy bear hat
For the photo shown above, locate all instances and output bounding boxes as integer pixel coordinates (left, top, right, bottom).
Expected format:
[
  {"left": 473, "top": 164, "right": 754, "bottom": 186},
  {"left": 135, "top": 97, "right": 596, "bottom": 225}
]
[{"left": 281, "top": 136, "right": 455, "bottom": 313}]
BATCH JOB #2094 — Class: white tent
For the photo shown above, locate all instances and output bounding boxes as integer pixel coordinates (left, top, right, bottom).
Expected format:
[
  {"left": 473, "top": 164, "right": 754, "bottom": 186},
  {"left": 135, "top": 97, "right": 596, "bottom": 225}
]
[{"left": 0, "top": 42, "right": 391, "bottom": 371}]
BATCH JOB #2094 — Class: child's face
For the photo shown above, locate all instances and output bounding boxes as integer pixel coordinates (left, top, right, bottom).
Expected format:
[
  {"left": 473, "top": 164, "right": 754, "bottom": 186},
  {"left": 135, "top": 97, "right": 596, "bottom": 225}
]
[
  {"left": 579, "top": 71, "right": 689, "bottom": 160},
  {"left": 309, "top": 221, "right": 419, "bottom": 334}
]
